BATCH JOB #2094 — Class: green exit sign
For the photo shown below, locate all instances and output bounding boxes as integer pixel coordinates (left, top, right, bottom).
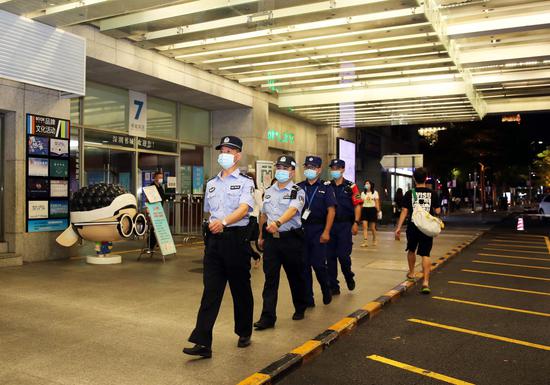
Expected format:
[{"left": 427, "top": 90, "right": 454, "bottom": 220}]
[{"left": 268, "top": 129, "right": 295, "bottom": 144}]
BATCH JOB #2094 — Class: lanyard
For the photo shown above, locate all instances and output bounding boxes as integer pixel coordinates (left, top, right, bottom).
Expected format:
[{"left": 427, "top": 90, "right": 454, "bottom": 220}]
[{"left": 305, "top": 186, "right": 319, "bottom": 210}]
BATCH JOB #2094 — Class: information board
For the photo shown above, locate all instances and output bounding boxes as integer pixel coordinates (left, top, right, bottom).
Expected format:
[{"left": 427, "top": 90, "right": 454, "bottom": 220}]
[
  {"left": 146, "top": 202, "right": 176, "bottom": 256},
  {"left": 26, "top": 114, "right": 71, "bottom": 232}
]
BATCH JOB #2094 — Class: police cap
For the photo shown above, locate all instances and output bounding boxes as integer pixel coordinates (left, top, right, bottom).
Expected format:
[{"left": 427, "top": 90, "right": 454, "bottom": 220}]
[
  {"left": 215, "top": 136, "right": 243, "bottom": 151},
  {"left": 304, "top": 156, "right": 322, "bottom": 168},
  {"left": 276, "top": 155, "right": 296, "bottom": 168},
  {"left": 330, "top": 159, "right": 345, "bottom": 168}
]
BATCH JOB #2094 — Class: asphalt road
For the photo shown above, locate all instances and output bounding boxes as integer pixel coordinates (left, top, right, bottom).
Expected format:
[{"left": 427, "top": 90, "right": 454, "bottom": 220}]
[{"left": 279, "top": 217, "right": 550, "bottom": 385}]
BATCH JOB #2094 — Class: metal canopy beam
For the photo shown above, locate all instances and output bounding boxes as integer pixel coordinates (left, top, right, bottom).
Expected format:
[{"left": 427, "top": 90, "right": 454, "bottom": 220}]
[
  {"left": 461, "top": 44, "right": 550, "bottom": 66},
  {"left": 278, "top": 81, "right": 467, "bottom": 107},
  {"left": 486, "top": 96, "right": 550, "bottom": 113}
]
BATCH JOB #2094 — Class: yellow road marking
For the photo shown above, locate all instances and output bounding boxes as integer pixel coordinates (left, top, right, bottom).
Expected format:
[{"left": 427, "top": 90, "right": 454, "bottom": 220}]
[
  {"left": 328, "top": 317, "right": 356, "bottom": 333},
  {"left": 491, "top": 239, "right": 546, "bottom": 245},
  {"left": 432, "top": 296, "right": 550, "bottom": 317},
  {"left": 545, "top": 236, "right": 550, "bottom": 255},
  {"left": 237, "top": 373, "right": 271, "bottom": 385},
  {"left": 408, "top": 319, "right": 550, "bottom": 351},
  {"left": 493, "top": 234, "right": 545, "bottom": 239},
  {"left": 487, "top": 243, "right": 547, "bottom": 250},
  {"left": 462, "top": 269, "right": 550, "bottom": 281},
  {"left": 473, "top": 260, "right": 550, "bottom": 271},
  {"left": 448, "top": 281, "right": 550, "bottom": 296},
  {"left": 291, "top": 340, "right": 322, "bottom": 356},
  {"left": 483, "top": 247, "right": 549, "bottom": 255},
  {"left": 478, "top": 253, "right": 550, "bottom": 262},
  {"left": 366, "top": 355, "right": 475, "bottom": 385}
]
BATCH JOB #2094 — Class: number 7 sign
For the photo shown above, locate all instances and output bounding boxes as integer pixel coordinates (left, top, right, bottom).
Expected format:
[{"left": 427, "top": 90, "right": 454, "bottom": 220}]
[{"left": 129, "top": 90, "right": 147, "bottom": 137}]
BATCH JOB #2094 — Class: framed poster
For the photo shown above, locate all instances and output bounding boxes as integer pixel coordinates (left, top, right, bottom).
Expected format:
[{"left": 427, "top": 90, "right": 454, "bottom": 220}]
[
  {"left": 256, "top": 160, "right": 274, "bottom": 190},
  {"left": 26, "top": 114, "right": 71, "bottom": 232}
]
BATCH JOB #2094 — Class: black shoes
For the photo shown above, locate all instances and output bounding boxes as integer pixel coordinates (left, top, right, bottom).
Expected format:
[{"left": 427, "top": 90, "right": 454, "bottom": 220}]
[
  {"left": 238, "top": 336, "right": 251, "bottom": 348},
  {"left": 346, "top": 277, "right": 356, "bottom": 291},
  {"left": 183, "top": 344, "right": 212, "bottom": 358},
  {"left": 331, "top": 287, "right": 341, "bottom": 295},
  {"left": 322, "top": 289, "right": 332, "bottom": 305},
  {"left": 292, "top": 311, "right": 305, "bottom": 320},
  {"left": 254, "top": 320, "right": 275, "bottom": 330}
]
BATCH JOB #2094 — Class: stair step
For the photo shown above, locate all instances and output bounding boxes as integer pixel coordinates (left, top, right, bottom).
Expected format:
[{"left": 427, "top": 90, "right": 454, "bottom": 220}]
[
  {"left": 0, "top": 253, "right": 22, "bottom": 267},
  {"left": 0, "top": 242, "right": 7, "bottom": 254}
]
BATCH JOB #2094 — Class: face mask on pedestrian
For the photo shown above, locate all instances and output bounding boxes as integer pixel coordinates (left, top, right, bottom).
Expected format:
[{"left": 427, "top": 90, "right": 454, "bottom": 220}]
[
  {"left": 275, "top": 169, "right": 290, "bottom": 183},
  {"left": 330, "top": 170, "right": 342, "bottom": 179},
  {"left": 217, "top": 153, "right": 235, "bottom": 170},
  {"left": 304, "top": 169, "right": 318, "bottom": 180},
  {"left": 365, "top": 183, "right": 370, "bottom": 190},
  {"left": 158, "top": 179, "right": 164, "bottom": 184}
]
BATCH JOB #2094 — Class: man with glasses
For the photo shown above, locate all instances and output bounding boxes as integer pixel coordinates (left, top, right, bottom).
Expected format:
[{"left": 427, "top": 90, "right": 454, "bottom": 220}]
[
  {"left": 298, "top": 156, "right": 336, "bottom": 307},
  {"left": 183, "top": 136, "right": 255, "bottom": 358},
  {"left": 254, "top": 155, "right": 308, "bottom": 330},
  {"left": 327, "top": 159, "right": 363, "bottom": 295}
]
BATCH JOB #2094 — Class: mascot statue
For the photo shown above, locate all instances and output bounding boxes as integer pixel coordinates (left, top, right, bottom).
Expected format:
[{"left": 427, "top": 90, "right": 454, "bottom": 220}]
[{"left": 56, "top": 183, "right": 147, "bottom": 264}]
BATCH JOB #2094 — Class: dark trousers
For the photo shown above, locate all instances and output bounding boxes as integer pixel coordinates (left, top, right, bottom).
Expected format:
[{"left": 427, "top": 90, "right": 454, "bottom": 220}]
[
  {"left": 260, "top": 234, "right": 307, "bottom": 324},
  {"left": 303, "top": 224, "right": 330, "bottom": 305},
  {"left": 327, "top": 222, "right": 354, "bottom": 290},
  {"left": 188, "top": 231, "right": 253, "bottom": 348}
]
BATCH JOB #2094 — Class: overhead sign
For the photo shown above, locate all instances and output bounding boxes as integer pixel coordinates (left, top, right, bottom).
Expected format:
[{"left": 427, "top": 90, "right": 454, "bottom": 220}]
[
  {"left": 129, "top": 90, "right": 147, "bottom": 137},
  {"left": 380, "top": 154, "right": 423, "bottom": 169},
  {"left": 146, "top": 202, "right": 176, "bottom": 256}
]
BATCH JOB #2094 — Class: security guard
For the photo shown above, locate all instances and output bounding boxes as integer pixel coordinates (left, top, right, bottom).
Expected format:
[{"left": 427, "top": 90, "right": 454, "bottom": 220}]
[
  {"left": 183, "top": 135, "right": 255, "bottom": 358},
  {"left": 327, "top": 159, "right": 363, "bottom": 295},
  {"left": 298, "top": 156, "right": 337, "bottom": 306},
  {"left": 254, "top": 155, "right": 308, "bottom": 330}
]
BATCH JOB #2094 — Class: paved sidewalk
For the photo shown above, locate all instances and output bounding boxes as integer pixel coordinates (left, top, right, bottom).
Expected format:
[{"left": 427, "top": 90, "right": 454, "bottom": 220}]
[{"left": 0, "top": 221, "right": 490, "bottom": 385}]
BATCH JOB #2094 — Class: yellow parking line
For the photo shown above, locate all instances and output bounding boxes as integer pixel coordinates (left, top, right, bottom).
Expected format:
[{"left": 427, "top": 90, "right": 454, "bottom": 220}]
[
  {"left": 473, "top": 260, "right": 550, "bottom": 271},
  {"left": 494, "top": 234, "right": 545, "bottom": 239},
  {"left": 432, "top": 296, "right": 550, "bottom": 317},
  {"left": 366, "top": 355, "right": 475, "bottom": 385},
  {"left": 408, "top": 319, "right": 550, "bottom": 351},
  {"left": 545, "top": 236, "right": 550, "bottom": 254},
  {"left": 487, "top": 243, "right": 547, "bottom": 250},
  {"left": 448, "top": 281, "right": 550, "bottom": 297},
  {"left": 483, "top": 247, "right": 549, "bottom": 255},
  {"left": 462, "top": 269, "right": 550, "bottom": 281},
  {"left": 491, "top": 239, "right": 546, "bottom": 245},
  {"left": 478, "top": 253, "right": 550, "bottom": 262}
]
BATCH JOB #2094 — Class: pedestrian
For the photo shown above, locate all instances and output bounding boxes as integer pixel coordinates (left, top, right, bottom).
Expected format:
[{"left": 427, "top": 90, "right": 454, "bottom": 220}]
[
  {"left": 147, "top": 171, "right": 167, "bottom": 252},
  {"left": 254, "top": 155, "right": 308, "bottom": 330},
  {"left": 183, "top": 136, "right": 255, "bottom": 358},
  {"left": 395, "top": 167, "right": 441, "bottom": 294},
  {"left": 298, "top": 156, "right": 336, "bottom": 307},
  {"left": 327, "top": 159, "right": 363, "bottom": 295},
  {"left": 360, "top": 180, "right": 380, "bottom": 247},
  {"left": 394, "top": 187, "right": 404, "bottom": 222}
]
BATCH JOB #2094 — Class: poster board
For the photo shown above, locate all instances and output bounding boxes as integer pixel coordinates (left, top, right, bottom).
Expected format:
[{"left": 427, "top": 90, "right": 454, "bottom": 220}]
[
  {"left": 146, "top": 202, "right": 176, "bottom": 256},
  {"left": 256, "top": 160, "right": 274, "bottom": 190},
  {"left": 26, "top": 114, "right": 70, "bottom": 232}
]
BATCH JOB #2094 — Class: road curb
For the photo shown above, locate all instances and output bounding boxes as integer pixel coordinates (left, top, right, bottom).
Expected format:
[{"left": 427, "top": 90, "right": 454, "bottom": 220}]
[{"left": 237, "top": 232, "right": 484, "bottom": 385}]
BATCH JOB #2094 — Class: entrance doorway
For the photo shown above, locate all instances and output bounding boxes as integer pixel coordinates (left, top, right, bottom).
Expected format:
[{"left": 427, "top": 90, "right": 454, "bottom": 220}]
[
  {"left": 84, "top": 147, "right": 134, "bottom": 192},
  {"left": 0, "top": 114, "right": 3, "bottom": 241}
]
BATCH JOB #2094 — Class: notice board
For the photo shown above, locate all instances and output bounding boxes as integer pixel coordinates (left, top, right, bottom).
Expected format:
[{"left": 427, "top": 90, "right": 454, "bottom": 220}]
[
  {"left": 145, "top": 202, "right": 176, "bottom": 256},
  {"left": 26, "top": 114, "right": 71, "bottom": 232}
]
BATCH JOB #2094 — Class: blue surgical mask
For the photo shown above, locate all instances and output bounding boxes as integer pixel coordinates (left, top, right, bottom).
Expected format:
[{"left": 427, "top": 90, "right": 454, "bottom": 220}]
[
  {"left": 365, "top": 183, "right": 370, "bottom": 190},
  {"left": 330, "top": 170, "right": 342, "bottom": 179},
  {"left": 275, "top": 170, "right": 290, "bottom": 183},
  {"left": 304, "top": 169, "right": 318, "bottom": 180},
  {"left": 217, "top": 153, "right": 235, "bottom": 170}
]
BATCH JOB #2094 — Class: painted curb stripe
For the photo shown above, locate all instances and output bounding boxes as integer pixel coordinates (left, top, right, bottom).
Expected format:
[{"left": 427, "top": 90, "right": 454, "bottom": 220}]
[
  {"left": 328, "top": 317, "right": 357, "bottom": 333},
  {"left": 348, "top": 309, "right": 370, "bottom": 324},
  {"left": 373, "top": 295, "right": 393, "bottom": 306},
  {"left": 362, "top": 302, "right": 382, "bottom": 315},
  {"left": 290, "top": 340, "right": 323, "bottom": 357},
  {"left": 313, "top": 329, "right": 339, "bottom": 345},
  {"left": 259, "top": 353, "right": 302, "bottom": 379},
  {"left": 237, "top": 373, "right": 271, "bottom": 385}
]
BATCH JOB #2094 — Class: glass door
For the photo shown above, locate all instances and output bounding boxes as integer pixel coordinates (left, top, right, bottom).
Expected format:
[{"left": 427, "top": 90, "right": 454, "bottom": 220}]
[
  {"left": 84, "top": 147, "right": 134, "bottom": 193},
  {"left": 0, "top": 114, "right": 3, "bottom": 241}
]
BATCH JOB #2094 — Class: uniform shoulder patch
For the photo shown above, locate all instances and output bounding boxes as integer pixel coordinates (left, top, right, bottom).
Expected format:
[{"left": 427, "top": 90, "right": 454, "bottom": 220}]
[
  {"left": 207, "top": 176, "right": 217, "bottom": 183},
  {"left": 292, "top": 185, "right": 302, "bottom": 191},
  {"left": 239, "top": 173, "right": 252, "bottom": 180}
]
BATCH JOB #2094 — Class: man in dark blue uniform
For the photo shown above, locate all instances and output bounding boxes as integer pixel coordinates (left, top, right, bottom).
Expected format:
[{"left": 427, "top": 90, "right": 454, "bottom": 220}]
[
  {"left": 183, "top": 136, "right": 255, "bottom": 358},
  {"left": 327, "top": 159, "right": 363, "bottom": 295},
  {"left": 298, "top": 156, "right": 336, "bottom": 306}
]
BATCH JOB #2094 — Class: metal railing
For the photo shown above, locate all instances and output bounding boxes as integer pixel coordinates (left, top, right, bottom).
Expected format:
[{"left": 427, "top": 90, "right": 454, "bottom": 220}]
[{"left": 168, "top": 194, "right": 205, "bottom": 241}]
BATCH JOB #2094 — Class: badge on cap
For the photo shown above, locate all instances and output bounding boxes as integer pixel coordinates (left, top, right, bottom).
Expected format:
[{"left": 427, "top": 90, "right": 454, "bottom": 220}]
[
  {"left": 309, "top": 157, "right": 313, "bottom": 161},
  {"left": 281, "top": 156, "right": 286, "bottom": 162},
  {"left": 291, "top": 161, "right": 296, "bottom": 166},
  {"left": 224, "top": 137, "right": 230, "bottom": 143}
]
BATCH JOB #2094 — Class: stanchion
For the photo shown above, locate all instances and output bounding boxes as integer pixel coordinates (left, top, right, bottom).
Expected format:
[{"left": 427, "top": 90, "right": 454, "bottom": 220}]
[{"left": 516, "top": 216, "right": 525, "bottom": 231}]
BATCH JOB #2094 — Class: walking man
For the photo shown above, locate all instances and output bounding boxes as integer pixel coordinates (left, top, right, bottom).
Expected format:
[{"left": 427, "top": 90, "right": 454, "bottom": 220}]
[
  {"left": 254, "top": 155, "right": 308, "bottom": 330},
  {"left": 327, "top": 159, "right": 363, "bottom": 295},
  {"left": 183, "top": 136, "right": 255, "bottom": 358},
  {"left": 298, "top": 156, "right": 336, "bottom": 307},
  {"left": 395, "top": 167, "right": 441, "bottom": 294}
]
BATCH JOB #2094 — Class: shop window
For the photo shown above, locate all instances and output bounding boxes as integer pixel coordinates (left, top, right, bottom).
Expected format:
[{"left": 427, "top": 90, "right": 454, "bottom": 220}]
[
  {"left": 83, "top": 82, "right": 129, "bottom": 132},
  {"left": 178, "top": 105, "right": 210, "bottom": 145},
  {"left": 148, "top": 96, "right": 176, "bottom": 139}
]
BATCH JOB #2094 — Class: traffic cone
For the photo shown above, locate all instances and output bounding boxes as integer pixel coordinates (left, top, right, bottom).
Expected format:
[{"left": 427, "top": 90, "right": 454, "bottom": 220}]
[{"left": 516, "top": 217, "right": 524, "bottom": 231}]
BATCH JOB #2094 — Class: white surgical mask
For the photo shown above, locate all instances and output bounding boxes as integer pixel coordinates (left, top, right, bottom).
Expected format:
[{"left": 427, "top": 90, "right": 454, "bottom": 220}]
[
  {"left": 275, "top": 170, "right": 290, "bottom": 183},
  {"left": 158, "top": 179, "right": 164, "bottom": 184},
  {"left": 218, "top": 153, "right": 235, "bottom": 170},
  {"left": 304, "top": 169, "right": 317, "bottom": 180}
]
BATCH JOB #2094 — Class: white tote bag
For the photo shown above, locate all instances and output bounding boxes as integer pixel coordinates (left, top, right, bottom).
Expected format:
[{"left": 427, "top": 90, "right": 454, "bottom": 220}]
[{"left": 411, "top": 189, "right": 444, "bottom": 237}]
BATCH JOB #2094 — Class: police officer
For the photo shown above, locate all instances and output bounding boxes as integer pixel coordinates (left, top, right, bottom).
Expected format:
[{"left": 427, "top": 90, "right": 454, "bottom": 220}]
[
  {"left": 327, "top": 159, "right": 363, "bottom": 295},
  {"left": 254, "top": 155, "right": 308, "bottom": 330},
  {"left": 183, "top": 136, "right": 255, "bottom": 358},
  {"left": 298, "top": 156, "right": 336, "bottom": 306}
]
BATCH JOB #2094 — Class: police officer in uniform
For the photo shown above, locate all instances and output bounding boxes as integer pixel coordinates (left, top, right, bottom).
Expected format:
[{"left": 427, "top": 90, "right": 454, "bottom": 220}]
[
  {"left": 183, "top": 136, "right": 255, "bottom": 358},
  {"left": 327, "top": 159, "right": 363, "bottom": 295},
  {"left": 298, "top": 156, "right": 337, "bottom": 306},
  {"left": 254, "top": 155, "right": 308, "bottom": 330}
]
